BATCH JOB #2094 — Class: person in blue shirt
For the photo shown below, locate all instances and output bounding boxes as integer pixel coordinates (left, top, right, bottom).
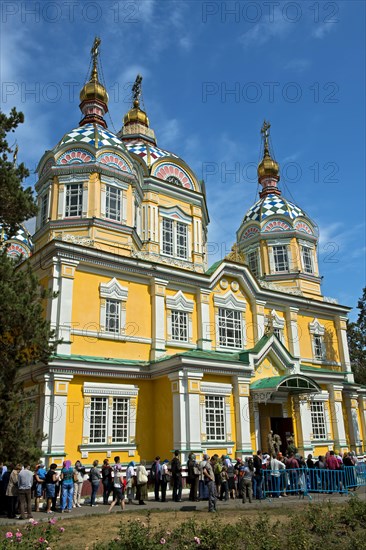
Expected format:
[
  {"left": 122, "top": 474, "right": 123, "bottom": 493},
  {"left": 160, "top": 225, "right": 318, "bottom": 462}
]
[
  {"left": 34, "top": 462, "right": 47, "bottom": 512},
  {"left": 60, "top": 460, "right": 74, "bottom": 512}
]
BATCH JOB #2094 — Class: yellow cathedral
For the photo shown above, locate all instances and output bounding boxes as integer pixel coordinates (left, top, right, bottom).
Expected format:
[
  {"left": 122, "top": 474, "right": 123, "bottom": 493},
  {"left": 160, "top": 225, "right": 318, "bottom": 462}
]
[{"left": 17, "top": 41, "right": 366, "bottom": 468}]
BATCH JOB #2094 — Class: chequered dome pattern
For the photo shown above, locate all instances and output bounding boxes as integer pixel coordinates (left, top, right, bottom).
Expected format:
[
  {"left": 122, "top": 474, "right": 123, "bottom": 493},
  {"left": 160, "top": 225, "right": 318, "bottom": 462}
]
[
  {"left": 243, "top": 194, "right": 305, "bottom": 223},
  {"left": 57, "top": 124, "right": 126, "bottom": 151},
  {"left": 125, "top": 139, "right": 178, "bottom": 165}
]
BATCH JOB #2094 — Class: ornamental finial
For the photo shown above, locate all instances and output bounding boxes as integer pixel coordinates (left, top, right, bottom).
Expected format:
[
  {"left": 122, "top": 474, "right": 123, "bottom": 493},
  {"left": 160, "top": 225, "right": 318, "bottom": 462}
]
[
  {"left": 261, "top": 120, "right": 271, "bottom": 158},
  {"left": 90, "top": 36, "right": 101, "bottom": 81},
  {"left": 132, "top": 74, "right": 143, "bottom": 107}
]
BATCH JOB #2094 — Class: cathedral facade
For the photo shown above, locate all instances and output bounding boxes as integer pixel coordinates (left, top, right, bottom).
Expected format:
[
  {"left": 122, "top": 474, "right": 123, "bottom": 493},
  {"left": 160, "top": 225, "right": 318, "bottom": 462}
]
[{"left": 17, "top": 42, "right": 366, "bottom": 467}]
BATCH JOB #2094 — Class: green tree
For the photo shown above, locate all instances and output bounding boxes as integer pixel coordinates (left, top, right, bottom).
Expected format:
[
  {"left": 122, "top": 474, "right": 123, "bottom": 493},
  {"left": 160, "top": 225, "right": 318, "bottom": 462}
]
[
  {"left": 0, "top": 108, "right": 37, "bottom": 238},
  {"left": 0, "top": 109, "right": 57, "bottom": 464},
  {"left": 347, "top": 287, "right": 366, "bottom": 385}
]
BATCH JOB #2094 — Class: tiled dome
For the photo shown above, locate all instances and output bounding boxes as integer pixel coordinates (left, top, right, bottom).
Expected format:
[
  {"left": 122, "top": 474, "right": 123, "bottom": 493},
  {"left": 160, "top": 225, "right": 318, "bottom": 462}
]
[
  {"left": 1, "top": 224, "right": 34, "bottom": 259},
  {"left": 56, "top": 124, "right": 127, "bottom": 152},
  {"left": 125, "top": 139, "right": 179, "bottom": 167},
  {"left": 243, "top": 193, "right": 306, "bottom": 223}
]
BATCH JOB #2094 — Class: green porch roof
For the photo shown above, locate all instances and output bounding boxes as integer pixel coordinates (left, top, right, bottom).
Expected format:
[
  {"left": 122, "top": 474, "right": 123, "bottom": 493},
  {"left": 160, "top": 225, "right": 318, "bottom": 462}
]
[
  {"left": 205, "top": 260, "right": 223, "bottom": 275},
  {"left": 52, "top": 353, "right": 147, "bottom": 366},
  {"left": 250, "top": 375, "right": 321, "bottom": 393}
]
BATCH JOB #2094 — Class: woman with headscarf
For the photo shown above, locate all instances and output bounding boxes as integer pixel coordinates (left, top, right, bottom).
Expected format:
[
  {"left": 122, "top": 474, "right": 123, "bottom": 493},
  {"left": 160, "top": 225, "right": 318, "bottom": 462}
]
[
  {"left": 135, "top": 459, "right": 148, "bottom": 505},
  {"left": 126, "top": 461, "right": 136, "bottom": 504},
  {"left": 60, "top": 460, "right": 74, "bottom": 512}
]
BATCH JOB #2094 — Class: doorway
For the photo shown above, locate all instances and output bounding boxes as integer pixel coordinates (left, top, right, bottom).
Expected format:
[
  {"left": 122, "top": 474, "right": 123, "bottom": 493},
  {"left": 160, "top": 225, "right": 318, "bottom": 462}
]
[{"left": 270, "top": 417, "right": 294, "bottom": 454}]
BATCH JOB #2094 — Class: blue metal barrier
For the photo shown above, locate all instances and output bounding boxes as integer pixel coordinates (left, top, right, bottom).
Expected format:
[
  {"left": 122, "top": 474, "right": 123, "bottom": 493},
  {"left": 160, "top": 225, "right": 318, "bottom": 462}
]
[{"left": 262, "top": 464, "right": 366, "bottom": 500}]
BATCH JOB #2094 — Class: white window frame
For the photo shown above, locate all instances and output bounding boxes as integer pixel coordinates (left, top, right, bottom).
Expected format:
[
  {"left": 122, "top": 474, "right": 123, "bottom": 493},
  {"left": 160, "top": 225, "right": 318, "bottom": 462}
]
[
  {"left": 310, "top": 400, "right": 327, "bottom": 440},
  {"left": 268, "top": 239, "right": 292, "bottom": 274},
  {"left": 200, "top": 382, "right": 233, "bottom": 445},
  {"left": 171, "top": 310, "right": 189, "bottom": 342},
  {"left": 105, "top": 184, "right": 122, "bottom": 222},
  {"left": 160, "top": 209, "right": 191, "bottom": 260},
  {"left": 65, "top": 182, "right": 83, "bottom": 218},
  {"left": 244, "top": 244, "right": 261, "bottom": 278},
  {"left": 82, "top": 382, "right": 138, "bottom": 450},
  {"left": 99, "top": 278, "right": 128, "bottom": 335},
  {"left": 309, "top": 318, "right": 326, "bottom": 361},
  {"left": 100, "top": 175, "right": 127, "bottom": 224},
  {"left": 166, "top": 290, "right": 194, "bottom": 347},
  {"left": 214, "top": 290, "right": 246, "bottom": 350},
  {"left": 105, "top": 299, "right": 120, "bottom": 334},
  {"left": 299, "top": 238, "right": 315, "bottom": 274},
  {"left": 40, "top": 192, "right": 49, "bottom": 226},
  {"left": 218, "top": 308, "right": 243, "bottom": 349},
  {"left": 205, "top": 395, "right": 226, "bottom": 441}
]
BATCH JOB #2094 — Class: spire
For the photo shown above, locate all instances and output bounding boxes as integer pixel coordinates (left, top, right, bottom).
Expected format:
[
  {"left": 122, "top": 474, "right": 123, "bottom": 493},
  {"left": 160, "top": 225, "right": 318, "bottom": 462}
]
[
  {"left": 79, "top": 37, "right": 109, "bottom": 128},
  {"left": 120, "top": 74, "right": 156, "bottom": 144},
  {"left": 257, "top": 120, "right": 280, "bottom": 198}
]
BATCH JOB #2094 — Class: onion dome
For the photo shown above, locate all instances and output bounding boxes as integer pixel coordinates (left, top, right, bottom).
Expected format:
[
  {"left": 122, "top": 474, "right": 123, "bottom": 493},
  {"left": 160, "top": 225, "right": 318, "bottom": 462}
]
[
  {"left": 79, "top": 37, "right": 109, "bottom": 129},
  {"left": 119, "top": 74, "right": 157, "bottom": 145},
  {"left": 257, "top": 121, "right": 280, "bottom": 198},
  {"left": 243, "top": 193, "right": 306, "bottom": 223}
]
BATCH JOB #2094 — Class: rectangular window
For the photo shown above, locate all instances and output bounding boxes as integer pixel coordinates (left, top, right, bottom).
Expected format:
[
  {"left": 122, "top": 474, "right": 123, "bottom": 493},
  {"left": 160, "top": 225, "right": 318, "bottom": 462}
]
[
  {"left": 205, "top": 395, "right": 226, "bottom": 441},
  {"left": 313, "top": 335, "right": 324, "bottom": 360},
  {"left": 65, "top": 183, "right": 83, "bottom": 217},
  {"left": 273, "top": 327, "right": 282, "bottom": 340},
  {"left": 112, "top": 398, "right": 129, "bottom": 443},
  {"left": 247, "top": 250, "right": 260, "bottom": 278},
  {"left": 106, "top": 299, "right": 120, "bottom": 334},
  {"left": 273, "top": 245, "right": 289, "bottom": 272},
  {"left": 310, "top": 401, "right": 327, "bottom": 440},
  {"left": 106, "top": 185, "right": 121, "bottom": 222},
  {"left": 41, "top": 194, "right": 48, "bottom": 226},
  {"left": 302, "top": 246, "right": 313, "bottom": 274},
  {"left": 176, "top": 222, "right": 188, "bottom": 259},
  {"left": 171, "top": 310, "right": 188, "bottom": 342},
  {"left": 90, "top": 397, "right": 107, "bottom": 443},
  {"left": 218, "top": 308, "right": 243, "bottom": 349},
  {"left": 162, "top": 218, "right": 174, "bottom": 256}
]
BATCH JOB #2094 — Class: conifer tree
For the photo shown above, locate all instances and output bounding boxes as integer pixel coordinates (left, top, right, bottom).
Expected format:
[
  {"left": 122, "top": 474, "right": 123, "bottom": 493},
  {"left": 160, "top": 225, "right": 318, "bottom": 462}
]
[
  {"left": 347, "top": 287, "right": 366, "bottom": 385},
  {"left": 0, "top": 109, "right": 57, "bottom": 464}
]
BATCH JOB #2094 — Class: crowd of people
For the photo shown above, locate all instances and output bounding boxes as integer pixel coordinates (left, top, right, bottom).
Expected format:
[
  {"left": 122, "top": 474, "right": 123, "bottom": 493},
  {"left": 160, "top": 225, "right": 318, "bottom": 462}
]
[{"left": 0, "top": 449, "right": 361, "bottom": 517}]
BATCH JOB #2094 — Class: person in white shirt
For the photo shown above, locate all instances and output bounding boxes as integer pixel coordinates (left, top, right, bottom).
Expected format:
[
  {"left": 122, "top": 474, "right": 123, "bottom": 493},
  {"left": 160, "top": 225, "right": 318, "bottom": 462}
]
[{"left": 270, "top": 455, "right": 285, "bottom": 498}]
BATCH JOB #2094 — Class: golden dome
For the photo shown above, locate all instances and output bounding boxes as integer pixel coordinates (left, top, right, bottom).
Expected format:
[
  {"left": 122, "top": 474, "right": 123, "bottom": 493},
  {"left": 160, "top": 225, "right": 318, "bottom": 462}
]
[
  {"left": 123, "top": 100, "right": 149, "bottom": 127},
  {"left": 257, "top": 153, "right": 280, "bottom": 179},
  {"left": 80, "top": 76, "right": 109, "bottom": 105}
]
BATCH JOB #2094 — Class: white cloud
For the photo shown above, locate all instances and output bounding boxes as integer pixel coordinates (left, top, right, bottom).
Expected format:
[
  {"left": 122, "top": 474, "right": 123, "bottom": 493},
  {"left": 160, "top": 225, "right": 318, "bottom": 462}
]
[
  {"left": 179, "top": 36, "right": 193, "bottom": 51},
  {"left": 158, "top": 118, "right": 181, "bottom": 148},
  {"left": 238, "top": 15, "right": 291, "bottom": 48},
  {"left": 312, "top": 22, "right": 337, "bottom": 39}
]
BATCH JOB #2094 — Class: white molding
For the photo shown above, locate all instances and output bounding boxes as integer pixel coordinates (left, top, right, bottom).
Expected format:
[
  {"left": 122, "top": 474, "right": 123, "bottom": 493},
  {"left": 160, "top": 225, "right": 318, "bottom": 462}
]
[
  {"left": 213, "top": 290, "right": 246, "bottom": 311},
  {"left": 99, "top": 277, "right": 128, "bottom": 301},
  {"left": 166, "top": 290, "right": 194, "bottom": 312},
  {"left": 309, "top": 318, "right": 325, "bottom": 335},
  {"left": 159, "top": 206, "right": 192, "bottom": 224},
  {"left": 201, "top": 381, "right": 232, "bottom": 396},
  {"left": 83, "top": 382, "right": 138, "bottom": 397}
]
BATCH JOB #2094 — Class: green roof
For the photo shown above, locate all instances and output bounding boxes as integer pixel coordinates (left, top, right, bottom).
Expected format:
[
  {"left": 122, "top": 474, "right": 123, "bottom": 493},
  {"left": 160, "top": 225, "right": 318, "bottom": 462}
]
[
  {"left": 250, "top": 376, "right": 287, "bottom": 390},
  {"left": 205, "top": 260, "right": 223, "bottom": 275},
  {"left": 52, "top": 353, "right": 147, "bottom": 366},
  {"left": 301, "top": 365, "right": 345, "bottom": 375}
]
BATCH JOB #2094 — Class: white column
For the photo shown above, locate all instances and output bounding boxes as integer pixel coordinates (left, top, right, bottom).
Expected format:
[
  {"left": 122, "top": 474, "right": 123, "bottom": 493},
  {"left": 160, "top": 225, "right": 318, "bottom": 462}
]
[
  {"left": 328, "top": 385, "right": 347, "bottom": 449},
  {"left": 299, "top": 396, "right": 313, "bottom": 453},
  {"left": 358, "top": 396, "right": 366, "bottom": 452},
  {"left": 169, "top": 371, "right": 188, "bottom": 462},
  {"left": 344, "top": 393, "right": 362, "bottom": 452},
  {"left": 57, "top": 260, "right": 79, "bottom": 354},
  {"left": 82, "top": 182, "right": 88, "bottom": 217},
  {"left": 41, "top": 374, "right": 53, "bottom": 460},
  {"left": 285, "top": 306, "right": 301, "bottom": 358},
  {"left": 253, "top": 402, "right": 261, "bottom": 451},
  {"left": 186, "top": 372, "right": 204, "bottom": 453},
  {"left": 47, "top": 259, "right": 61, "bottom": 334},
  {"left": 233, "top": 377, "right": 252, "bottom": 455},
  {"left": 335, "top": 315, "right": 354, "bottom": 383},
  {"left": 197, "top": 288, "right": 212, "bottom": 350},
  {"left": 252, "top": 300, "right": 266, "bottom": 344},
  {"left": 47, "top": 374, "right": 74, "bottom": 459},
  {"left": 150, "top": 278, "right": 168, "bottom": 360}
]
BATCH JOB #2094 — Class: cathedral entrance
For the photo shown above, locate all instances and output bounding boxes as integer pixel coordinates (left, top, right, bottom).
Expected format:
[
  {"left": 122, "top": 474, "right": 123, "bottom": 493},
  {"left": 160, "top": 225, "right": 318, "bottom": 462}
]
[{"left": 270, "top": 417, "right": 294, "bottom": 454}]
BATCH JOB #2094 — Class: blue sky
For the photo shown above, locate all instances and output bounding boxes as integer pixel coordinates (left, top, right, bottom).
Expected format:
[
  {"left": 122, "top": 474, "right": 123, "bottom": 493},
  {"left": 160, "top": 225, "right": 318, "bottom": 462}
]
[{"left": 1, "top": 0, "right": 365, "bottom": 319}]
